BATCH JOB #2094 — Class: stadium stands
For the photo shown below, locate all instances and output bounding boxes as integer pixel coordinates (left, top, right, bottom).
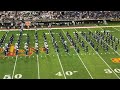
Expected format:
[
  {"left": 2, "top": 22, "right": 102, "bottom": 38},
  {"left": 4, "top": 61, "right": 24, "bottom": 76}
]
[
  {"left": 0, "top": 11, "right": 120, "bottom": 22},
  {"left": 0, "top": 11, "right": 120, "bottom": 29}
]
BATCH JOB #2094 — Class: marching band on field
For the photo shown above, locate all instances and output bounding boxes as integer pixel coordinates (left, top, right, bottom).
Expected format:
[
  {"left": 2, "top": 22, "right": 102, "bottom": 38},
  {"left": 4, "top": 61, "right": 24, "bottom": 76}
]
[{"left": 0, "top": 24, "right": 120, "bottom": 56}]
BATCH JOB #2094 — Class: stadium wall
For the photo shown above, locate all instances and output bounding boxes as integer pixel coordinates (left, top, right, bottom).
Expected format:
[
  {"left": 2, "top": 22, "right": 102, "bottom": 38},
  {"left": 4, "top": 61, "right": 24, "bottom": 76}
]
[{"left": 0, "top": 19, "right": 119, "bottom": 29}]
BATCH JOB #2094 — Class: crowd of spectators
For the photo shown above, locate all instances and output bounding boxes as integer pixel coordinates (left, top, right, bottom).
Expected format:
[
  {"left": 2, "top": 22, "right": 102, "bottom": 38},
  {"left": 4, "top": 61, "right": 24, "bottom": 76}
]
[
  {"left": 0, "top": 11, "right": 119, "bottom": 29},
  {"left": 0, "top": 11, "right": 120, "bottom": 22}
]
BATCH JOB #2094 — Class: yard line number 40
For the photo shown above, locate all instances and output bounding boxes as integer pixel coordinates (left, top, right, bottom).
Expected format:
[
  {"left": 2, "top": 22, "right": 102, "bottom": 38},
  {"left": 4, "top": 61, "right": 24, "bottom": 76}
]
[{"left": 55, "top": 71, "right": 78, "bottom": 76}]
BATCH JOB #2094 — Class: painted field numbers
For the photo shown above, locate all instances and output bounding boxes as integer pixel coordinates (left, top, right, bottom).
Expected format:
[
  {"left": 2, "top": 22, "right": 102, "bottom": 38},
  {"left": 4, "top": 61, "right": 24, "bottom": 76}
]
[
  {"left": 55, "top": 71, "right": 78, "bottom": 76},
  {"left": 104, "top": 68, "right": 120, "bottom": 74},
  {"left": 3, "top": 74, "right": 22, "bottom": 79}
]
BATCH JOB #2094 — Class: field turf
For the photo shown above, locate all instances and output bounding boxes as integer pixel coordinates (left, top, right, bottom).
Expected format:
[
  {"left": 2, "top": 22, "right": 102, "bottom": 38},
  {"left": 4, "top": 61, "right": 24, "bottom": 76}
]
[{"left": 1, "top": 25, "right": 120, "bottom": 79}]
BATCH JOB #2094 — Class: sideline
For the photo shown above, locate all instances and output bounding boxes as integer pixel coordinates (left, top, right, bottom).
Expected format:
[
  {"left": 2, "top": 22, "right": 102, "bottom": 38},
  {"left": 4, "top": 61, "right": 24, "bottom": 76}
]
[{"left": 0, "top": 25, "right": 120, "bottom": 31}]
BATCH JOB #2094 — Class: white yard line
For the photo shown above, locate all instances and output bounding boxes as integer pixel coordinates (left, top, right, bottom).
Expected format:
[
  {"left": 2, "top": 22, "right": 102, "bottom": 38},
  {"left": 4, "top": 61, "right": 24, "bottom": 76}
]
[
  {"left": 11, "top": 31, "right": 21, "bottom": 79},
  {"left": 37, "top": 55, "right": 40, "bottom": 79},
  {"left": 34, "top": 30, "right": 40, "bottom": 79},
  {"left": 62, "top": 29, "right": 93, "bottom": 79},
  {"left": 56, "top": 53, "right": 66, "bottom": 79},
  {"left": 75, "top": 28, "right": 120, "bottom": 79},
  {"left": 12, "top": 55, "right": 18, "bottom": 79},
  {"left": 112, "top": 27, "right": 120, "bottom": 32},
  {"left": 111, "top": 27, "right": 120, "bottom": 41},
  {"left": 12, "top": 30, "right": 25, "bottom": 79},
  {"left": 111, "top": 27, "right": 120, "bottom": 40},
  {"left": 48, "top": 29, "right": 66, "bottom": 79}
]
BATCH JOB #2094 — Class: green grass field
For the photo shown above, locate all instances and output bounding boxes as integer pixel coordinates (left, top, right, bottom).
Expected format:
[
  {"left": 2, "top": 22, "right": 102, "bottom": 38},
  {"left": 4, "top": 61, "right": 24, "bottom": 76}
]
[{"left": 1, "top": 24, "right": 120, "bottom": 79}]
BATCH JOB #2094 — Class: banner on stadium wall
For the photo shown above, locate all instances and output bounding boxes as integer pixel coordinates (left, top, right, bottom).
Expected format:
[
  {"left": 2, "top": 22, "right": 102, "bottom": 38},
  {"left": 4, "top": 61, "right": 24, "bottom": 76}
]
[
  {"left": 25, "top": 21, "right": 31, "bottom": 28},
  {"left": 110, "top": 19, "right": 120, "bottom": 21}
]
